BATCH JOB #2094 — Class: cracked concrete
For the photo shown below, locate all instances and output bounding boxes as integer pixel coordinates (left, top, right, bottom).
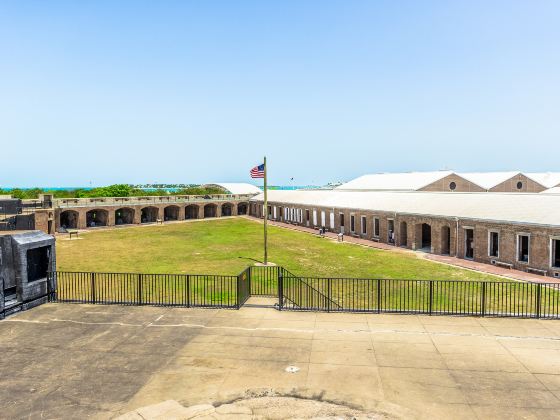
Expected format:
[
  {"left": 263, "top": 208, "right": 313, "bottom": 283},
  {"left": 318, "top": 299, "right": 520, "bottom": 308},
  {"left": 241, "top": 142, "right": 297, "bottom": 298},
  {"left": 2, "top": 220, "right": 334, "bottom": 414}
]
[{"left": 1, "top": 300, "right": 560, "bottom": 419}]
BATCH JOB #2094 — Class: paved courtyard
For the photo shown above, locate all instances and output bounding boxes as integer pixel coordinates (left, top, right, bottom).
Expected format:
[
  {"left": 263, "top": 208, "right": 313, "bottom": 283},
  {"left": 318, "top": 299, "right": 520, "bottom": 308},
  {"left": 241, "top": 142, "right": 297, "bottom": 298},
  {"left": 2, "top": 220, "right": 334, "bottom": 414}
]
[{"left": 2, "top": 301, "right": 560, "bottom": 419}]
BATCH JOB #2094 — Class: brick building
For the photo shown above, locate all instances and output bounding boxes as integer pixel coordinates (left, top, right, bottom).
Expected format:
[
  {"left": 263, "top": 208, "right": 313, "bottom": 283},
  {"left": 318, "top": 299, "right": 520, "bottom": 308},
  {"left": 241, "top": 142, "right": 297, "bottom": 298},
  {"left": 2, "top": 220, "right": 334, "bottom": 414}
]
[
  {"left": 250, "top": 189, "right": 560, "bottom": 278},
  {"left": 0, "top": 184, "right": 259, "bottom": 235}
]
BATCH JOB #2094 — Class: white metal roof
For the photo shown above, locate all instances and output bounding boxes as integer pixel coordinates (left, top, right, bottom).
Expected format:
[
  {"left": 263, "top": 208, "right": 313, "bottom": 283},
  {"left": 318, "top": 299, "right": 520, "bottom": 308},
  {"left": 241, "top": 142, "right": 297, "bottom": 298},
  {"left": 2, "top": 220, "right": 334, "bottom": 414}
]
[
  {"left": 204, "top": 183, "right": 261, "bottom": 195},
  {"left": 252, "top": 190, "right": 560, "bottom": 227},
  {"left": 541, "top": 187, "right": 560, "bottom": 194},
  {"left": 525, "top": 173, "right": 560, "bottom": 189},
  {"left": 335, "top": 171, "right": 454, "bottom": 191},
  {"left": 457, "top": 172, "right": 521, "bottom": 190}
]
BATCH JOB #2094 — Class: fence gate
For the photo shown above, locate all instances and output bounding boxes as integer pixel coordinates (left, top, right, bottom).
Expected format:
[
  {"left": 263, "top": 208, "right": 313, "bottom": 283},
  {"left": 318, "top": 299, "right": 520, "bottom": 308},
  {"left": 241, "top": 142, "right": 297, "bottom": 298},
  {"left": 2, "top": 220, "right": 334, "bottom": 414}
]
[
  {"left": 249, "top": 265, "right": 280, "bottom": 297},
  {"left": 237, "top": 267, "right": 251, "bottom": 307}
]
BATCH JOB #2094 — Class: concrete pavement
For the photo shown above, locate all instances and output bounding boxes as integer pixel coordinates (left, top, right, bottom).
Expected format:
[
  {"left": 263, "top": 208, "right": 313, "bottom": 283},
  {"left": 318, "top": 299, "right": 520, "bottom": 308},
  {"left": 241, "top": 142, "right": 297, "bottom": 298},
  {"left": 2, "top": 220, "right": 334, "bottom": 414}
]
[{"left": 1, "top": 302, "right": 560, "bottom": 419}]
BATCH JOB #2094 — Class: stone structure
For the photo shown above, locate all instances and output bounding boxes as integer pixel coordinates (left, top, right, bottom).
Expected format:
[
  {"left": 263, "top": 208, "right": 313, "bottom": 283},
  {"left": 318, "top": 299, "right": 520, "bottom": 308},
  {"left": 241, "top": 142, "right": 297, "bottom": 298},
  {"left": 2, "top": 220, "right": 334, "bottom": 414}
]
[
  {"left": 53, "top": 194, "right": 252, "bottom": 231},
  {"left": 0, "top": 231, "right": 56, "bottom": 318}
]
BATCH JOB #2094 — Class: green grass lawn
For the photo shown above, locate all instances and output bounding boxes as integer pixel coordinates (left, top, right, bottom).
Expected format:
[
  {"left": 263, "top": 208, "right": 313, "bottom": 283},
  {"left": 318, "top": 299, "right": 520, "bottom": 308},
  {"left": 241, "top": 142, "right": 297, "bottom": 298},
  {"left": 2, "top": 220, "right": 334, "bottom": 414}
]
[{"left": 56, "top": 217, "right": 505, "bottom": 282}]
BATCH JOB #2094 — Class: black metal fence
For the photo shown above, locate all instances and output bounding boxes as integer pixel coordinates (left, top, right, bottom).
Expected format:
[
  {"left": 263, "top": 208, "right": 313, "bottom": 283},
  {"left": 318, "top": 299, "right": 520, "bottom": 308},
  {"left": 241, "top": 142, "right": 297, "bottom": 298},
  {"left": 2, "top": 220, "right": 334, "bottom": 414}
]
[
  {"left": 237, "top": 267, "right": 251, "bottom": 307},
  {"left": 51, "top": 271, "right": 241, "bottom": 308},
  {"left": 278, "top": 273, "right": 560, "bottom": 319},
  {"left": 48, "top": 267, "right": 560, "bottom": 318},
  {"left": 249, "top": 265, "right": 280, "bottom": 296}
]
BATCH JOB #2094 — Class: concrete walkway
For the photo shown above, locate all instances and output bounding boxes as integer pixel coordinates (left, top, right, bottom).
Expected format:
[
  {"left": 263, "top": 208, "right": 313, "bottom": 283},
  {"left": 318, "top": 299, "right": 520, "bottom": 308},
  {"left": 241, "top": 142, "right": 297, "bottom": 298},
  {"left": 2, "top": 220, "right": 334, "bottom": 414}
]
[
  {"left": 264, "top": 219, "right": 559, "bottom": 284},
  {"left": 2, "top": 303, "right": 560, "bottom": 419}
]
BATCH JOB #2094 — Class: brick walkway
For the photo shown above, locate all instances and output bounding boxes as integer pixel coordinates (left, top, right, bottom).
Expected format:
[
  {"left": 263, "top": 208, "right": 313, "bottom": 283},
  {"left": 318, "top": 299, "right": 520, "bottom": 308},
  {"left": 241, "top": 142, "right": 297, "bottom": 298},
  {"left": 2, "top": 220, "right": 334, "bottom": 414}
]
[{"left": 264, "top": 219, "right": 560, "bottom": 284}]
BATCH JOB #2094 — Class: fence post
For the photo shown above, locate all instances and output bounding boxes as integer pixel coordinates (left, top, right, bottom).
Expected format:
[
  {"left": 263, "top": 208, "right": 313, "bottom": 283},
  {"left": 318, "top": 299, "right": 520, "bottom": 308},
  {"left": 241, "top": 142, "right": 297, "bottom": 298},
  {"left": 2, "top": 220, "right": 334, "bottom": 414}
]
[
  {"left": 91, "top": 272, "right": 96, "bottom": 304},
  {"left": 137, "top": 274, "right": 143, "bottom": 305},
  {"left": 248, "top": 266, "right": 252, "bottom": 296},
  {"left": 481, "top": 282, "right": 486, "bottom": 317},
  {"left": 46, "top": 272, "right": 53, "bottom": 302},
  {"left": 536, "top": 284, "right": 542, "bottom": 319},
  {"left": 377, "top": 279, "right": 382, "bottom": 314},
  {"left": 52, "top": 271, "right": 58, "bottom": 302},
  {"left": 186, "top": 274, "right": 190, "bottom": 308},
  {"left": 278, "top": 269, "right": 283, "bottom": 310},
  {"left": 237, "top": 273, "right": 241, "bottom": 309},
  {"left": 327, "top": 278, "right": 332, "bottom": 312},
  {"left": 429, "top": 280, "right": 433, "bottom": 315}
]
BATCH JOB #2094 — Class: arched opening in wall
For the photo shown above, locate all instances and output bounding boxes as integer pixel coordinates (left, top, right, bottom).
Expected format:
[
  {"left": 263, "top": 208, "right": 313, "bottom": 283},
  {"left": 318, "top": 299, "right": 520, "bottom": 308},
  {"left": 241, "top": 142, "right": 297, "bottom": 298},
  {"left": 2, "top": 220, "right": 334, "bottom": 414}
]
[
  {"left": 221, "top": 203, "right": 233, "bottom": 217},
  {"left": 441, "top": 226, "right": 451, "bottom": 255},
  {"left": 400, "top": 221, "right": 408, "bottom": 247},
  {"left": 185, "top": 205, "right": 199, "bottom": 219},
  {"left": 60, "top": 210, "right": 78, "bottom": 230},
  {"left": 164, "top": 205, "right": 179, "bottom": 221},
  {"left": 141, "top": 207, "right": 159, "bottom": 223},
  {"left": 115, "top": 208, "right": 134, "bottom": 225},
  {"left": 86, "top": 209, "right": 108, "bottom": 227},
  {"left": 421, "top": 223, "right": 432, "bottom": 251},
  {"left": 237, "top": 202, "right": 248, "bottom": 215},
  {"left": 204, "top": 204, "right": 217, "bottom": 218}
]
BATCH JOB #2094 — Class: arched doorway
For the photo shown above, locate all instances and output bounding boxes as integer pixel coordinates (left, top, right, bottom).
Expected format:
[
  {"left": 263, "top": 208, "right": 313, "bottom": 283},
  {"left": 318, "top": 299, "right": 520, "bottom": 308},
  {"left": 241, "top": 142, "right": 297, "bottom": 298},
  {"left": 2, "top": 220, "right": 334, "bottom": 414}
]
[
  {"left": 141, "top": 207, "right": 159, "bottom": 223},
  {"left": 185, "top": 205, "right": 199, "bottom": 219},
  {"left": 60, "top": 210, "right": 78, "bottom": 229},
  {"left": 164, "top": 205, "right": 179, "bottom": 221},
  {"left": 441, "top": 226, "right": 451, "bottom": 255},
  {"left": 86, "top": 209, "right": 108, "bottom": 227},
  {"left": 115, "top": 208, "right": 134, "bottom": 225},
  {"left": 421, "top": 223, "right": 432, "bottom": 250},
  {"left": 237, "top": 202, "right": 248, "bottom": 215},
  {"left": 400, "top": 221, "right": 408, "bottom": 247},
  {"left": 204, "top": 204, "right": 217, "bottom": 218},
  {"left": 221, "top": 203, "right": 233, "bottom": 217}
]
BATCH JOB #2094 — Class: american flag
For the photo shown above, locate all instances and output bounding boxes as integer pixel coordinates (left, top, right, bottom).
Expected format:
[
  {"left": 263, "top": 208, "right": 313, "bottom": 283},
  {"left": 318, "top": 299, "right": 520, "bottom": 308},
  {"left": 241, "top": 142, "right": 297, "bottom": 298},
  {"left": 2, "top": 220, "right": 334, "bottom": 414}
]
[{"left": 250, "top": 163, "right": 265, "bottom": 178}]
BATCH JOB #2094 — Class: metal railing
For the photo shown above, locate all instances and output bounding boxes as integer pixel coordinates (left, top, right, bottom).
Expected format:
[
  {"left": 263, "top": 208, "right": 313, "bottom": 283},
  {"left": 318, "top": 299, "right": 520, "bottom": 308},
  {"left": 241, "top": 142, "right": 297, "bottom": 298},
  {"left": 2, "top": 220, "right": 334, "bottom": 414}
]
[
  {"left": 249, "top": 265, "right": 280, "bottom": 296},
  {"left": 46, "top": 267, "right": 560, "bottom": 318},
  {"left": 277, "top": 275, "right": 560, "bottom": 318},
  {"left": 53, "top": 194, "right": 255, "bottom": 208},
  {"left": 51, "top": 271, "right": 241, "bottom": 309}
]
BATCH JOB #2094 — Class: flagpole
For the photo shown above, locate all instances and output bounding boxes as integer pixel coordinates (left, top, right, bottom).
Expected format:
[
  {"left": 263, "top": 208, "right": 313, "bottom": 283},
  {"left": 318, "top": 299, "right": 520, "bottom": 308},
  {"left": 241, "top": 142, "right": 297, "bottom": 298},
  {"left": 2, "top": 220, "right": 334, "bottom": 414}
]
[{"left": 263, "top": 156, "right": 268, "bottom": 265}]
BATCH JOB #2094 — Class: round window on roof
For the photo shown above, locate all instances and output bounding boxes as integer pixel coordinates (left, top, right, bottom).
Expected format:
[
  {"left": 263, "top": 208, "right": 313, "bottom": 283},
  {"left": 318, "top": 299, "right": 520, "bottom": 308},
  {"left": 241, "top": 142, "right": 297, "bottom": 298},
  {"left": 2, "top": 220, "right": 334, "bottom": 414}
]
[
  {"left": 449, "top": 182, "right": 457, "bottom": 191},
  {"left": 517, "top": 181, "right": 523, "bottom": 190}
]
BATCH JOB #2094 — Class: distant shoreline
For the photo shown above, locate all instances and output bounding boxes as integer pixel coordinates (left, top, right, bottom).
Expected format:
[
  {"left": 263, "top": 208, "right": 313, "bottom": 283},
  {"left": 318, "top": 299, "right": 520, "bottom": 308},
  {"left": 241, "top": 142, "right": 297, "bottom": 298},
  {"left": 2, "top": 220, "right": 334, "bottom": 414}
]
[{"left": 1, "top": 185, "right": 321, "bottom": 191}]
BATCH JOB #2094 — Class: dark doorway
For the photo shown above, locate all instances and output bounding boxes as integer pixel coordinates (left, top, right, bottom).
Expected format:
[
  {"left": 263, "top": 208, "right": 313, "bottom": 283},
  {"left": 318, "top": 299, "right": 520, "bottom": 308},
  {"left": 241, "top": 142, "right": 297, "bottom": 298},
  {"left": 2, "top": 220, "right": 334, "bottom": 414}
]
[
  {"left": 421, "top": 223, "right": 432, "bottom": 249},
  {"left": 553, "top": 239, "right": 560, "bottom": 268},
  {"left": 86, "top": 209, "right": 108, "bottom": 227},
  {"left": 400, "top": 222, "right": 408, "bottom": 247},
  {"left": 141, "top": 207, "right": 158, "bottom": 223},
  {"left": 489, "top": 232, "right": 499, "bottom": 257},
  {"left": 518, "top": 235, "right": 529, "bottom": 262},
  {"left": 185, "top": 205, "right": 199, "bottom": 219},
  {"left": 388, "top": 220, "right": 395, "bottom": 244},
  {"left": 441, "top": 226, "right": 450, "bottom": 255},
  {"left": 60, "top": 210, "right": 78, "bottom": 229},
  {"left": 222, "top": 203, "right": 233, "bottom": 216},
  {"left": 115, "top": 208, "right": 134, "bottom": 225},
  {"left": 164, "top": 206, "right": 179, "bottom": 221},
  {"left": 204, "top": 204, "right": 217, "bottom": 218},
  {"left": 237, "top": 203, "right": 248, "bottom": 215},
  {"left": 27, "top": 246, "right": 50, "bottom": 282},
  {"left": 465, "top": 229, "right": 474, "bottom": 259}
]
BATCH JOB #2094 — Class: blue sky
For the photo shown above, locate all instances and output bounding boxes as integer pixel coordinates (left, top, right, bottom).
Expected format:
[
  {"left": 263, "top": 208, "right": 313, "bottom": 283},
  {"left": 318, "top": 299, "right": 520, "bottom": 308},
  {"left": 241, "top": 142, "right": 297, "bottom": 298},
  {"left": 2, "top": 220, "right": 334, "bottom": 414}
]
[{"left": 1, "top": 1, "right": 559, "bottom": 187}]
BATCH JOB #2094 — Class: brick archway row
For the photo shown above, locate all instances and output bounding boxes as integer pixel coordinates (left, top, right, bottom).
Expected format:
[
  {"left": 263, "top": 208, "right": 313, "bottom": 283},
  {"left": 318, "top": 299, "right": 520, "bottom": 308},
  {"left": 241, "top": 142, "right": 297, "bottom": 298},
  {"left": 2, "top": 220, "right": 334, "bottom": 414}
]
[{"left": 56, "top": 202, "right": 249, "bottom": 231}]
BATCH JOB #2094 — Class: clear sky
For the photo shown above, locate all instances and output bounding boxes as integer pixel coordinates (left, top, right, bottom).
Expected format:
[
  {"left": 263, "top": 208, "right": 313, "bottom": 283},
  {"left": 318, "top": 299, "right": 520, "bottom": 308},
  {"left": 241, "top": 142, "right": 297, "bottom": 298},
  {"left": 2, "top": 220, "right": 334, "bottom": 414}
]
[{"left": 1, "top": 1, "right": 559, "bottom": 187}]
